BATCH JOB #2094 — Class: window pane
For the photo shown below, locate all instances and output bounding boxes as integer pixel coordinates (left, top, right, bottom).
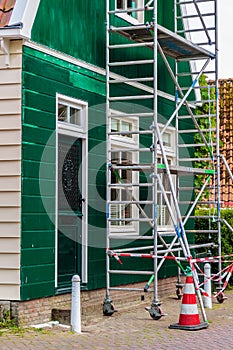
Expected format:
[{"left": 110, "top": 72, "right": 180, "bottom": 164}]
[
  {"left": 117, "top": 0, "right": 123, "bottom": 9},
  {"left": 111, "top": 119, "right": 119, "bottom": 132},
  {"left": 112, "top": 151, "right": 119, "bottom": 164},
  {"left": 162, "top": 132, "right": 171, "bottom": 147},
  {"left": 121, "top": 120, "right": 132, "bottom": 137},
  {"left": 70, "top": 107, "right": 81, "bottom": 125},
  {"left": 58, "top": 104, "right": 68, "bottom": 122}
]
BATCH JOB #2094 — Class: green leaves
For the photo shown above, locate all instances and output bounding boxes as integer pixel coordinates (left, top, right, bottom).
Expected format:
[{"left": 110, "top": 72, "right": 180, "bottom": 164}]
[{"left": 194, "top": 75, "right": 216, "bottom": 202}]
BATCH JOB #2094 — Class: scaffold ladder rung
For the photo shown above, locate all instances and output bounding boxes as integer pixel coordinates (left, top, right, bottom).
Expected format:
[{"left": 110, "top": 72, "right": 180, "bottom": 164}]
[{"left": 104, "top": 0, "right": 220, "bottom": 325}]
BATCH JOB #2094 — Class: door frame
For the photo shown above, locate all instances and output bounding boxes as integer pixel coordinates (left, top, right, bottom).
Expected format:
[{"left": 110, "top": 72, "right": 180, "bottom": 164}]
[{"left": 55, "top": 94, "right": 88, "bottom": 288}]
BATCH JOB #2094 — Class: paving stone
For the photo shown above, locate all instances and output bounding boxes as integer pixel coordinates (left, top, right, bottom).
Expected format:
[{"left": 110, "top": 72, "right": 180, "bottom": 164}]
[{"left": 1, "top": 290, "right": 233, "bottom": 349}]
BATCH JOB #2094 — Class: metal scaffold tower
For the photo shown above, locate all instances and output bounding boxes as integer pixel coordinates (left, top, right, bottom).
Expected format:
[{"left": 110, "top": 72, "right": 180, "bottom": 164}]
[{"left": 104, "top": 0, "right": 222, "bottom": 321}]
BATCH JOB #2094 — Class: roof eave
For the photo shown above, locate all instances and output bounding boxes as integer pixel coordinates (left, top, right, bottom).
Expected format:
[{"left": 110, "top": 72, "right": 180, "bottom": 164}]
[
  {"left": 0, "top": 27, "right": 29, "bottom": 40},
  {"left": 0, "top": 0, "right": 40, "bottom": 40}
]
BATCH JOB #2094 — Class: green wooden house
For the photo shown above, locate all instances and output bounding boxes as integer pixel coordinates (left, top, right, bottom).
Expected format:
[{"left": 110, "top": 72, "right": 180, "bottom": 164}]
[{"left": 0, "top": 0, "right": 208, "bottom": 324}]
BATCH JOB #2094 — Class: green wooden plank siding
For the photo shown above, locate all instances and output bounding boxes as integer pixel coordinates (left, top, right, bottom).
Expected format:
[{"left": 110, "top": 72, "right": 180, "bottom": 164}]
[
  {"left": 21, "top": 0, "right": 194, "bottom": 298},
  {"left": 31, "top": 1, "right": 186, "bottom": 97},
  {"left": 21, "top": 47, "right": 188, "bottom": 299},
  {"left": 21, "top": 46, "right": 106, "bottom": 300},
  {"left": 31, "top": 0, "right": 106, "bottom": 68}
]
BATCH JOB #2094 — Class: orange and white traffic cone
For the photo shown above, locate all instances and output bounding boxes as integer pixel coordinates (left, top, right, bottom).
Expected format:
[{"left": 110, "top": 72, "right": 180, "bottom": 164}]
[{"left": 169, "top": 271, "right": 209, "bottom": 331}]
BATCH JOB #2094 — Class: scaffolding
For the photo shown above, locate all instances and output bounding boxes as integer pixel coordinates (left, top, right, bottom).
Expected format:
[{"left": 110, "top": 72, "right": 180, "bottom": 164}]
[{"left": 104, "top": 0, "right": 221, "bottom": 321}]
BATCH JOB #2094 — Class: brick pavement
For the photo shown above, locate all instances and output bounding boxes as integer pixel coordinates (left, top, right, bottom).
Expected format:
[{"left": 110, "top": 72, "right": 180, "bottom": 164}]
[{"left": 1, "top": 290, "right": 233, "bottom": 350}]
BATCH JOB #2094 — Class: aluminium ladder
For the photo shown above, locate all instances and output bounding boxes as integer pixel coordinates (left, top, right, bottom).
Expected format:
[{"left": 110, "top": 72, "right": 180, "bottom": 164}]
[{"left": 104, "top": 0, "right": 219, "bottom": 320}]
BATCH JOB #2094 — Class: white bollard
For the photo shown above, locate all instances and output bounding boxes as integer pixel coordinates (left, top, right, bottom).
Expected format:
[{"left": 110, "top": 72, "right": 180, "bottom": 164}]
[
  {"left": 204, "top": 263, "right": 212, "bottom": 309},
  {"left": 71, "top": 275, "right": 81, "bottom": 333}
]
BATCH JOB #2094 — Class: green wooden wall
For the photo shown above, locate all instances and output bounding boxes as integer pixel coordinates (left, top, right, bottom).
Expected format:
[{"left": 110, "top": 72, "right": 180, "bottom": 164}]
[
  {"left": 31, "top": 0, "right": 106, "bottom": 68},
  {"left": 20, "top": 1, "right": 194, "bottom": 299},
  {"left": 21, "top": 46, "right": 106, "bottom": 300},
  {"left": 31, "top": 0, "right": 179, "bottom": 96},
  {"left": 21, "top": 45, "right": 181, "bottom": 299}
]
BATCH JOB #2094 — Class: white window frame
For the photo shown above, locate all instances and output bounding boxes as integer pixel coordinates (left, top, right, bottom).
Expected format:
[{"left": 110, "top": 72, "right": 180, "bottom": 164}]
[
  {"left": 55, "top": 94, "right": 88, "bottom": 286},
  {"left": 110, "top": 113, "right": 139, "bottom": 235},
  {"left": 115, "top": 0, "right": 144, "bottom": 25},
  {"left": 157, "top": 124, "right": 176, "bottom": 230}
]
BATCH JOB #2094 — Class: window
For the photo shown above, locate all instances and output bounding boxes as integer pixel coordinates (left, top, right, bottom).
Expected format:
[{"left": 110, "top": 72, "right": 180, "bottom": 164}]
[
  {"left": 110, "top": 114, "right": 139, "bottom": 233},
  {"left": 111, "top": 118, "right": 133, "bottom": 138},
  {"left": 157, "top": 125, "right": 176, "bottom": 228},
  {"left": 58, "top": 104, "right": 81, "bottom": 126},
  {"left": 111, "top": 151, "right": 133, "bottom": 226},
  {"left": 157, "top": 158, "right": 173, "bottom": 227},
  {"left": 116, "top": 0, "right": 144, "bottom": 24},
  {"left": 57, "top": 95, "right": 87, "bottom": 135}
]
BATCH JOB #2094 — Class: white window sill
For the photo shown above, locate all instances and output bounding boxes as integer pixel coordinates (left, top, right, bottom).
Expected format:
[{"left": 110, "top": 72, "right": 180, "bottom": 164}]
[
  {"left": 110, "top": 226, "right": 138, "bottom": 235},
  {"left": 116, "top": 13, "right": 142, "bottom": 25}
]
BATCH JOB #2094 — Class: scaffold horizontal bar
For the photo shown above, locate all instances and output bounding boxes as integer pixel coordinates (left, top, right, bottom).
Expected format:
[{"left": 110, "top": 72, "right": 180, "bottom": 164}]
[
  {"left": 169, "top": 165, "right": 215, "bottom": 175},
  {"left": 178, "top": 157, "right": 215, "bottom": 162},
  {"left": 109, "top": 59, "right": 154, "bottom": 66},
  {"left": 111, "top": 164, "right": 153, "bottom": 170},
  {"left": 108, "top": 42, "right": 154, "bottom": 49},
  {"left": 185, "top": 230, "right": 218, "bottom": 233},
  {"left": 109, "top": 77, "right": 154, "bottom": 83},
  {"left": 187, "top": 99, "right": 216, "bottom": 104},
  {"left": 108, "top": 218, "right": 154, "bottom": 222},
  {"left": 109, "top": 112, "right": 154, "bottom": 118},
  {"left": 109, "top": 287, "right": 152, "bottom": 292},
  {"left": 176, "top": 71, "right": 215, "bottom": 77},
  {"left": 110, "top": 252, "right": 155, "bottom": 259},
  {"left": 178, "top": 128, "right": 216, "bottom": 133},
  {"left": 108, "top": 270, "right": 154, "bottom": 275},
  {"left": 108, "top": 200, "right": 154, "bottom": 204},
  {"left": 177, "top": 27, "right": 215, "bottom": 34},
  {"left": 158, "top": 243, "right": 216, "bottom": 255},
  {"left": 178, "top": 143, "right": 216, "bottom": 147},
  {"left": 178, "top": 113, "right": 216, "bottom": 119},
  {"left": 109, "top": 235, "right": 153, "bottom": 240},
  {"left": 108, "top": 7, "right": 153, "bottom": 15},
  {"left": 188, "top": 216, "right": 217, "bottom": 220},
  {"left": 109, "top": 147, "right": 150, "bottom": 152},
  {"left": 176, "top": 13, "right": 214, "bottom": 20},
  {"left": 109, "top": 95, "right": 154, "bottom": 101},
  {"left": 109, "top": 24, "right": 154, "bottom": 32},
  {"left": 115, "top": 246, "right": 153, "bottom": 253},
  {"left": 109, "top": 130, "right": 152, "bottom": 136},
  {"left": 109, "top": 183, "right": 154, "bottom": 188},
  {"left": 180, "top": 85, "right": 216, "bottom": 91},
  {"left": 177, "top": 0, "right": 215, "bottom": 4},
  {"left": 195, "top": 42, "right": 216, "bottom": 46}
]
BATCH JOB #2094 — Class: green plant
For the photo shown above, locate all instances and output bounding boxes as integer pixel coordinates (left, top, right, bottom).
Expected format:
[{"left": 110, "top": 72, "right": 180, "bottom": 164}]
[
  {"left": 194, "top": 75, "right": 216, "bottom": 201},
  {"left": 0, "top": 310, "right": 25, "bottom": 335},
  {"left": 195, "top": 208, "right": 233, "bottom": 285}
]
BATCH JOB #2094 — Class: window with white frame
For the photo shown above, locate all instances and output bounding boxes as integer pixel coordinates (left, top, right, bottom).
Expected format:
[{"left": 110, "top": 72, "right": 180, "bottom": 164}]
[
  {"left": 110, "top": 115, "right": 139, "bottom": 232},
  {"left": 157, "top": 125, "right": 176, "bottom": 228},
  {"left": 157, "top": 158, "right": 173, "bottom": 227},
  {"left": 57, "top": 95, "right": 87, "bottom": 134},
  {"left": 111, "top": 151, "right": 133, "bottom": 226},
  {"left": 116, "top": 0, "right": 144, "bottom": 24}
]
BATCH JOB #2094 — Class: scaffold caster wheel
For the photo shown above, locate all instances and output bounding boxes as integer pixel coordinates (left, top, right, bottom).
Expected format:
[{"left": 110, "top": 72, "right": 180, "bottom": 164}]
[
  {"left": 216, "top": 292, "right": 227, "bottom": 304},
  {"left": 176, "top": 287, "right": 182, "bottom": 300},
  {"left": 145, "top": 305, "right": 164, "bottom": 320},
  {"left": 103, "top": 299, "right": 116, "bottom": 316}
]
